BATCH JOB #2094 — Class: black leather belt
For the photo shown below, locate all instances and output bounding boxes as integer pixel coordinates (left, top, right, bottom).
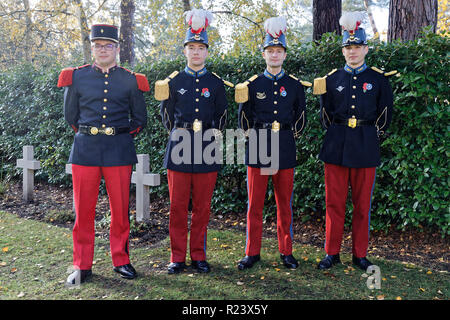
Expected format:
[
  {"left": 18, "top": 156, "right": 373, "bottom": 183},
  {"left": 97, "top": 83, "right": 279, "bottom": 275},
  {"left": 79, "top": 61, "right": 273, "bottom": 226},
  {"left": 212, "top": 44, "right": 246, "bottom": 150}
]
[
  {"left": 254, "top": 122, "right": 292, "bottom": 130},
  {"left": 79, "top": 125, "right": 129, "bottom": 136},
  {"left": 332, "top": 118, "right": 374, "bottom": 128}
]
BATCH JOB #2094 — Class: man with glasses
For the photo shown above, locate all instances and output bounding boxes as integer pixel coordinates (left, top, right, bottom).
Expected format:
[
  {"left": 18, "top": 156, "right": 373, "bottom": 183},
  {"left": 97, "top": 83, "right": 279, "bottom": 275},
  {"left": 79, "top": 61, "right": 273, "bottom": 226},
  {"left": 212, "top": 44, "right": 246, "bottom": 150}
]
[
  {"left": 58, "top": 24, "right": 149, "bottom": 285},
  {"left": 155, "top": 9, "right": 231, "bottom": 274}
]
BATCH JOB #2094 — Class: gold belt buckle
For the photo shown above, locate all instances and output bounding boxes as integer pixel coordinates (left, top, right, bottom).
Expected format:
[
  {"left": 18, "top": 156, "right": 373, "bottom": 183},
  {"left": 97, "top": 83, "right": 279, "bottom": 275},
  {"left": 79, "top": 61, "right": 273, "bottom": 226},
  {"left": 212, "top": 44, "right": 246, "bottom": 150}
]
[
  {"left": 104, "top": 127, "right": 114, "bottom": 135},
  {"left": 272, "top": 120, "right": 280, "bottom": 132},
  {"left": 348, "top": 118, "right": 357, "bottom": 129},
  {"left": 90, "top": 127, "right": 99, "bottom": 135},
  {"left": 193, "top": 119, "right": 202, "bottom": 132}
]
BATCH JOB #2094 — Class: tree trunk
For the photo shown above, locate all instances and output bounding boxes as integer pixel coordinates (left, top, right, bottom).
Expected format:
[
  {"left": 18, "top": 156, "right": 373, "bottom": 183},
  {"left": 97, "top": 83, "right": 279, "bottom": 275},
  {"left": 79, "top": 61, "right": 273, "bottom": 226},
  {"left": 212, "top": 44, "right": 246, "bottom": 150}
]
[
  {"left": 120, "top": 0, "right": 135, "bottom": 66},
  {"left": 22, "top": 0, "right": 32, "bottom": 62},
  {"left": 182, "top": 0, "right": 191, "bottom": 12},
  {"left": 313, "top": 0, "right": 342, "bottom": 41},
  {"left": 388, "top": 0, "right": 438, "bottom": 42},
  {"left": 73, "top": 0, "right": 91, "bottom": 63},
  {"left": 364, "top": 0, "right": 379, "bottom": 40}
]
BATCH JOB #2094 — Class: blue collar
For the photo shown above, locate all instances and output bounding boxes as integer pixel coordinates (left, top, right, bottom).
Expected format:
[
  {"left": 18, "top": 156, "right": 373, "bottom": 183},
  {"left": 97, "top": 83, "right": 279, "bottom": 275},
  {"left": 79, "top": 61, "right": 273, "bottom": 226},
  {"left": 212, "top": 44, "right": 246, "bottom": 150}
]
[
  {"left": 264, "top": 69, "right": 285, "bottom": 81},
  {"left": 344, "top": 63, "right": 367, "bottom": 75},
  {"left": 184, "top": 66, "right": 207, "bottom": 78}
]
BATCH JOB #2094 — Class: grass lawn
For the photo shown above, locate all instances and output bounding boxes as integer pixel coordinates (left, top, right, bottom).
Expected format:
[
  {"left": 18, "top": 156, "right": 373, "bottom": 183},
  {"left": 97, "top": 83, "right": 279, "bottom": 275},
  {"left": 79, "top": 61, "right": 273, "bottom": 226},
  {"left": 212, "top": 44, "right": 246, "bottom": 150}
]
[{"left": 0, "top": 210, "right": 448, "bottom": 300}]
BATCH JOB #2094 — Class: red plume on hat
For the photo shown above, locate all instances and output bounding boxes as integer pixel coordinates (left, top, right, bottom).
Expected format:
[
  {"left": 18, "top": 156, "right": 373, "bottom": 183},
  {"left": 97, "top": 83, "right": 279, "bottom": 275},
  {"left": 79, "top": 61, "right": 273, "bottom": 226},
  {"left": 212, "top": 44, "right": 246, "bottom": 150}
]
[{"left": 184, "top": 8, "right": 214, "bottom": 34}]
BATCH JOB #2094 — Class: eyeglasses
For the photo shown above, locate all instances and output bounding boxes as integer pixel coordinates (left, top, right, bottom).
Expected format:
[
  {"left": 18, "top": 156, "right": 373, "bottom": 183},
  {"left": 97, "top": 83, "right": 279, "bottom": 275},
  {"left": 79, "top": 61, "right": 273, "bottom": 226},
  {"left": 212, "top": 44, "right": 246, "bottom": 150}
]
[{"left": 93, "top": 43, "right": 117, "bottom": 51}]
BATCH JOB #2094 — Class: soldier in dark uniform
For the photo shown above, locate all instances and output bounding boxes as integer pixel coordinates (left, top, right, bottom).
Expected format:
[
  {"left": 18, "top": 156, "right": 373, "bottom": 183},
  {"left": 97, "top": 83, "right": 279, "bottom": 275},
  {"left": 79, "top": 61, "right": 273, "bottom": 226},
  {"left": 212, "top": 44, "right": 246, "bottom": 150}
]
[
  {"left": 313, "top": 12, "right": 396, "bottom": 271},
  {"left": 235, "top": 17, "right": 310, "bottom": 270},
  {"left": 155, "top": 9, "right": 231, "bottom": 274},
  {"left": 58, "top": 24, "right": 149, "bottom": 284}
]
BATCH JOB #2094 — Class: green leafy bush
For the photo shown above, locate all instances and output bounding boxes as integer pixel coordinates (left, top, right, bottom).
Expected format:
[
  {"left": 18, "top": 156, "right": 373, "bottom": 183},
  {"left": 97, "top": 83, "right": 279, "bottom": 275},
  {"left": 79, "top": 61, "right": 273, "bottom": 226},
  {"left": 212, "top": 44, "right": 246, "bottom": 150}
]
[{"left": 0, "top": 31, "right": 448, "bottom": 235}]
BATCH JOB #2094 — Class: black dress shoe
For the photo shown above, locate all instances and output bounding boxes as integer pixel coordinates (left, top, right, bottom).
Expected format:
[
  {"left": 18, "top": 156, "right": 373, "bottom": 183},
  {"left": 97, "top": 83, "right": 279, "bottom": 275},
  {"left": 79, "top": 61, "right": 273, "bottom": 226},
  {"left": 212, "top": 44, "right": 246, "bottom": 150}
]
[
  {"left": 317, "top": 254, "right": 341, "bottom": 270},
  {"left": 168, "top": 262, "right": 187, "bottom": 274},
  {"left": 66, "top": 269, "right": 92, "bottom": 286},
  {"left": 113, "top": 263, "right": 137, "bottom": 279},
  {"left": 237, "top": 255, "right": 260, "bottom": 270},
  {"left": 352, "top": 256, "right": 373, "bottom": 271},
  {"left": 280, "top": 254, "right": 299, "bottom": 269},
  {"left": 191, "top": 260, "right": 211, "bottom": 273}
]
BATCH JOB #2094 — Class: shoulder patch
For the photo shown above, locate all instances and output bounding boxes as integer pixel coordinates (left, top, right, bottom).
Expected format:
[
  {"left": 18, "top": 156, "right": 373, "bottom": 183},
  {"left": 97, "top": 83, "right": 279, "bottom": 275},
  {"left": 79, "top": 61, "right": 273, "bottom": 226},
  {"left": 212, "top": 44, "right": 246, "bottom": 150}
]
[
  {"left": 212, "top": 72, "right": 234, "bottom": 88},
  {"left": 57, "top": 64, "right": 89, "bottom": 87},
  {"left": 135, "top": 73, "right": 150, "bottom": 92}
]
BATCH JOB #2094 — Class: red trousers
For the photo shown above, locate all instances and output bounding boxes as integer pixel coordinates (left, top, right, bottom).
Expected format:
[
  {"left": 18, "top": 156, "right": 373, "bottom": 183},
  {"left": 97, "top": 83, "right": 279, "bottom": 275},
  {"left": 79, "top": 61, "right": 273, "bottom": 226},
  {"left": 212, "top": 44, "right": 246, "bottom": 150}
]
[
  {"left": 324, "top": 163, "right": 376, "bottom": 258},
  {"left": 71, "top": 164, "right": 132, "bottom": 269},
  {"left": 245, "top": 167, "right": 295, "bottom": 256},
  {"left": 167, "top": 169, "right": 218, "bottom": 262}
]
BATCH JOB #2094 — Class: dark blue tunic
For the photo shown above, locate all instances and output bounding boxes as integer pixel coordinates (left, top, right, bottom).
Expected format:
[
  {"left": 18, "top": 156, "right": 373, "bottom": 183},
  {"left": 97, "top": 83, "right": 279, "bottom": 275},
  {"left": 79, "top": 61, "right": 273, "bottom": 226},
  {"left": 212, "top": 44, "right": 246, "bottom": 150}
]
[
  {"left": 62, "top": 64, "right": 148, "bottom": 167},
  {"left": 238, "top": 70, "right": 307, "bottom": 169},
  {"left": 318, "top": 64, "right": 394, "bottom": 168},
  {"left": 159, "top": 67, "right": 229, "bottom": 173}
]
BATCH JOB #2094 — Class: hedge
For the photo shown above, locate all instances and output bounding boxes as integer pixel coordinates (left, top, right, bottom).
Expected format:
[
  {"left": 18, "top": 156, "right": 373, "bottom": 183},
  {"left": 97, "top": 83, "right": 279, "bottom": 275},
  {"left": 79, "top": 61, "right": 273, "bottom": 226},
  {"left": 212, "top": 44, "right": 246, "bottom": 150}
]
[{"left": 0, "top": 30, "right": 448, "bottom": 235}]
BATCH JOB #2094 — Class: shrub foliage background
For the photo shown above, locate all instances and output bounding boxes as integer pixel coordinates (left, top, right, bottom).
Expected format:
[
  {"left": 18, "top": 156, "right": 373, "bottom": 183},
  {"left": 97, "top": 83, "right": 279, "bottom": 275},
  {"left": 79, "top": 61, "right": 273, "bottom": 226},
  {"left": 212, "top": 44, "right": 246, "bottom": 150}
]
[{"left": 0, "top": 31, "right": 448, "bottom": 235}]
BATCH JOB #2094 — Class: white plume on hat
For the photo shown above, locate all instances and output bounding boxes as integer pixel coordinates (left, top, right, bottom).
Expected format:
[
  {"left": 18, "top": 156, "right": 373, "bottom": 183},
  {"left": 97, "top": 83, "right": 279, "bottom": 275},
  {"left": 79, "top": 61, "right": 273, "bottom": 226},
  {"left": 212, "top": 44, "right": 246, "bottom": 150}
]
[
  {"left": 185, "top": 8, "right": 214, "bottom": 33},
  {"left": 264, "top": 16, "right": 287, "bottom": 38},
  {"left": 339, "top": 12, "right": 365, "bottom": 31}
]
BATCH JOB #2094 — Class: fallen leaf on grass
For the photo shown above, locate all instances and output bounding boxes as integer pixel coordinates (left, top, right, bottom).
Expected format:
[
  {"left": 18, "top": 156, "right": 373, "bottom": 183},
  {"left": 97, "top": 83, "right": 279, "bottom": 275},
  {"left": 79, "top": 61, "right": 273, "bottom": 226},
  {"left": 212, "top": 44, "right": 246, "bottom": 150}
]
[
  {"left": 377, "top": 295, "right": 385, "bottom": 300},
  {"left": 237, "top": 281, "right": 244, "bottom": 285},
  {"left": 17, "top": 292, "right": 25, "bottom": 298},
  {"left": 2, "top": 247, "right": 8, "bottom": 253},
  {"left": 396, "top": 296, "right": 402, "bottom": 300}
]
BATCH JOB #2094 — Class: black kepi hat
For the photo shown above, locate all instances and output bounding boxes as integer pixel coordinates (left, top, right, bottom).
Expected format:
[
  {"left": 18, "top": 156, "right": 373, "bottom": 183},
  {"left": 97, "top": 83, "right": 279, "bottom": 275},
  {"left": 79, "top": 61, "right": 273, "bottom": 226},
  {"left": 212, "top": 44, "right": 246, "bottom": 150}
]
[{"left": 90, "top": 24, "right": 119, "bottom": 43}]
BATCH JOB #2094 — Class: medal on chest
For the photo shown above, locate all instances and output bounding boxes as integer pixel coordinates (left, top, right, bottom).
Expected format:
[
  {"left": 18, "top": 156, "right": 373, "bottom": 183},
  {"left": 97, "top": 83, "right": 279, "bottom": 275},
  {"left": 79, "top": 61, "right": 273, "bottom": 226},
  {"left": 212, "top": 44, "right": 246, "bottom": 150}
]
[
  {"left": 280, "top": 86, "right": 287, "bottom": 97},
  {"left": 201, "top": 88, "right": 210, "bottom": 98},
  {"left": 363, "top": 83, "right": 373, "bottom": 93}
]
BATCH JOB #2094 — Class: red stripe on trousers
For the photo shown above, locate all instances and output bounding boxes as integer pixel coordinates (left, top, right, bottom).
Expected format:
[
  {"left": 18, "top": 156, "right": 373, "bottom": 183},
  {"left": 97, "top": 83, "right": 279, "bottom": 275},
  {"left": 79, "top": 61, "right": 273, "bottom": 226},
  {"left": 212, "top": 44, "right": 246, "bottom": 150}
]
[
  {"left": 245, "top": 167, "right": 294, "bottom": 256},
  {"left": 71, "top": 164, "right": 132, "bottom": 269},
  {"left": 324, "top": 163, "right": 376, "bottom": 258},
  {"left": 167, "top": 169, "right": 218, "bottom": 262}
]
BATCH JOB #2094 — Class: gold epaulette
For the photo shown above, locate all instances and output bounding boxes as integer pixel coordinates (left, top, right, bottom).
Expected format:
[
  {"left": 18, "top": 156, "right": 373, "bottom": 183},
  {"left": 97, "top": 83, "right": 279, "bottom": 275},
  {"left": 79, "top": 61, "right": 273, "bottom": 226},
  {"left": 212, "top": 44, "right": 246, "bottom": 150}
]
[
  {"left": 327, "top": 68, "right": 337, "bottom": 76},
  {"left": 212, "top": 72, "right": 234, "bottom": 88},
  {"left": 313, "top": 69, "right": 337, "bottom": 95},
  {"left": 371, "top": 66, "right": 384, "bottom": 74},
  {"left": 384, "top": 70, "right": 399, "bottom": 77},
  {"left": 154, "top": 71, "right": 179, "bottom": 101},
  {"left": 289, "top": 74, "right": 312, "bottom": 87},
  {"left": 300, "top": 80, "right": 312, "bottom": 87},
  {"left": 372, "top": 66, "right": 400, "bottom": 78},
  {"left": 235, "top": 74, "right": 258, "bottom": 103}
]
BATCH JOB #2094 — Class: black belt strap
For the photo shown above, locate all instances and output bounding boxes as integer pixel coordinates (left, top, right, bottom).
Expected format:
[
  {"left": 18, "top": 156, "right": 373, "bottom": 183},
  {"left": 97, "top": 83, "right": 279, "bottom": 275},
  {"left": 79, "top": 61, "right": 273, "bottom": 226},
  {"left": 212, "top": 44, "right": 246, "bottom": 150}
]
[{"left": 332, "top": 118, "right": 375, "bottom": 127}]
